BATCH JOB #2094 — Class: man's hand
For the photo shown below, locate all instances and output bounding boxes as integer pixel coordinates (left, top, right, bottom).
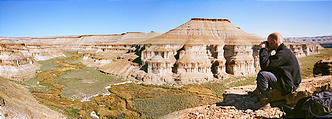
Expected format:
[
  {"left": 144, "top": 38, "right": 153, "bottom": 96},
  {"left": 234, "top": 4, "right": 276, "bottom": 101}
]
[{"left": 260, "top": 41, "right": 266, "bottom": 48}]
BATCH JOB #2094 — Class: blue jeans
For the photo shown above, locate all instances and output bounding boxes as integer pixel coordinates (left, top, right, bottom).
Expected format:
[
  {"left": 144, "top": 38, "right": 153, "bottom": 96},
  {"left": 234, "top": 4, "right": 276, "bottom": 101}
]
[{"left": 256, "top": 71, "right": 280, "bottom": 98}]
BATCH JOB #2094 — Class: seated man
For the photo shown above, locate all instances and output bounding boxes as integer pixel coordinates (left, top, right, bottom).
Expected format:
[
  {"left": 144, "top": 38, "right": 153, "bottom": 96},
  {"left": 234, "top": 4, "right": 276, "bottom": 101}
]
[{"left": 252, "top": 32, "right": 302, "bottom": 106}]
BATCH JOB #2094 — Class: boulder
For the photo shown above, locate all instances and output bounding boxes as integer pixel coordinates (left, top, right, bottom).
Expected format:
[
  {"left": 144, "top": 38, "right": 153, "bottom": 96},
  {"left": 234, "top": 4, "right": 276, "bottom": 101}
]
[{"left": 314, "top": 57, "right": 332, "bottom": 76}]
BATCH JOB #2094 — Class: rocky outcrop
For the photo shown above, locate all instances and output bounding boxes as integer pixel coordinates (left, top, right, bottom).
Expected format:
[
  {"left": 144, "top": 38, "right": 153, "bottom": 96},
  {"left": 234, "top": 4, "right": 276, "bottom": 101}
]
[
  {"left": 24, "top": 44, "right": 65, "bottom": 61},
  {"left": 0, "top": 50, "right": 39, "bottom": 81},
  {"left": 81, "top": 52, "right": 114, "bottom": 67},
  {"left": 162, "top": 75, "right": 332, "bottom": 119},
  {"left": 77, "top": 31, "right": 160, "bottom": 53},
  {"left": 161, "top": 104, "right": 283, "bottom": 119},
  {"left": 139, "top": 18, "right": 264, "bottom": 84},
  {"left": 175, "top": 40, "right": 214, "bottom": 84},
  {"left": 0, "top": 43, "right": 65, "bottom": 61},
  {"left": 224, "top": 45, "right": 257, "bottom": 75},
  {"left": 314, "top": 57, "right": 332, "bottom": 76},
  {"left": 285, "top": 43, "right": 321, "bottom": 58}
]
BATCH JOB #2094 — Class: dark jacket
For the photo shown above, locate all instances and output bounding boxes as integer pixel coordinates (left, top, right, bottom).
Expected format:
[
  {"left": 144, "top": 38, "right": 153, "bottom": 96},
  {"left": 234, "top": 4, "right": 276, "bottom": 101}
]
[{"left": 259, "top": 43, "right": 301, "bottom": 96}]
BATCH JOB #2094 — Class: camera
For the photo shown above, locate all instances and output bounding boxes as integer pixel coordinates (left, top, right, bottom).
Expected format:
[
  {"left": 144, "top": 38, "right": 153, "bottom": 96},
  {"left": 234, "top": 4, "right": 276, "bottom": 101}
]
[{"left": 264, "top": 41, "right": 269, "bottom": 47}]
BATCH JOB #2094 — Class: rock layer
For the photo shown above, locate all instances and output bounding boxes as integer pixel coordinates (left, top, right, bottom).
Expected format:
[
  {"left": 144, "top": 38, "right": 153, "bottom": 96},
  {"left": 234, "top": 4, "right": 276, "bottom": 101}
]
[
  {"left": 0, "top": 50, "right": 39, "bottom": 81},
  {"left": 285, "top": 43, "right": 321, "bottom": 57},
  {"left": 141, "top": 18, "right": 264, "bottom": 84}
]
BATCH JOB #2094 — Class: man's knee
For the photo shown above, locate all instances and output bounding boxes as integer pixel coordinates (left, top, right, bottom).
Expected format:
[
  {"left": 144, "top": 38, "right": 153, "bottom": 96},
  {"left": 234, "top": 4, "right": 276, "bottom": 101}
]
[
  {"left": 257, "top": 70, "right": 279, "bottom": 88},
  {"left": 258, "top": 71, "right": 275, "bottom": 78},
  {"left": 257, "top": 71, "right": 270, "bottom": 80},
  {"left": 257, "top": 71, "right": 278, "bottom": 83},
  {"left": 258, "top": 70, "right": 271, "bottom": 75}
]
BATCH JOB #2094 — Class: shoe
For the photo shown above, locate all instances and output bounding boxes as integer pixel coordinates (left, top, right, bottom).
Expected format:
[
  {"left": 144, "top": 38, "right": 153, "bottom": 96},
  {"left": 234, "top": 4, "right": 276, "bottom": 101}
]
[
  {"left": 253, "top": 97, "right": 270, "bottom": 110},
  {"left": 268, "top": 89, "right": 286, "bottom": 102},
  {"left": 258, "top": 103, "right": 271, "bottom": 110},
  {"left": 248, "top": 89, "right": 260, "bottom": 98}
]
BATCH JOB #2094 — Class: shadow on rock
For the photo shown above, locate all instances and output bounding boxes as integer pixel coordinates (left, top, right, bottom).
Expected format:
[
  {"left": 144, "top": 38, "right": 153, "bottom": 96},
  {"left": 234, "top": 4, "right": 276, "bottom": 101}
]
[
  {"left": 216, "top": 93, "right": 260, "bottom": 110},
  {"left": 216, "top": 93, "right": 288, "bottom": 111}
]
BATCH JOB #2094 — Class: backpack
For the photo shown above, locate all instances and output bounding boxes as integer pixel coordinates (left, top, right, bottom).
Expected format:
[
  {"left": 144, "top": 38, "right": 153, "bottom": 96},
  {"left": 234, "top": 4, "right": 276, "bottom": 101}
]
[{"left": 285, "top": 91, "right": 332, "bottom": 118}]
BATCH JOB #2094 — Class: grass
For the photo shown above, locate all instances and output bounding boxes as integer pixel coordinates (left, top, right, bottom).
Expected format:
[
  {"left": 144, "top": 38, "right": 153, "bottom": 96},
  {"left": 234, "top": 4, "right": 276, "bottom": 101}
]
[
  {"left": 24, "top": 51, "right": 140, "bottom": 119},
  {"left": 109, "top": 75, "right": 257, "bottom": 118},
  {"left": 110, "top": 83, "right": 217, "bottom": 118},
  {"left": 134, "top": 94, "right": 201, "bottom": 118},
  {"left": 298, "top": 48, "right": 332, "bottom": 79},
  {"left": 0, "top": 77, "right": 66, "bottom": 118},
  {"left": 58, "top": 66, "right": 123, "bottom": 100},
  {"left": 38, "top": 58, "right": 61, "bottom": 72}
]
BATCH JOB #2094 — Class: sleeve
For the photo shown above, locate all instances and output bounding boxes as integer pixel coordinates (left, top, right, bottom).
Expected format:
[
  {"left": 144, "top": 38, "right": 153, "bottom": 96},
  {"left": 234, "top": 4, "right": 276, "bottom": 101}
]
[{"left": 259, "top": 48, "right": 288, "bottom": 71}]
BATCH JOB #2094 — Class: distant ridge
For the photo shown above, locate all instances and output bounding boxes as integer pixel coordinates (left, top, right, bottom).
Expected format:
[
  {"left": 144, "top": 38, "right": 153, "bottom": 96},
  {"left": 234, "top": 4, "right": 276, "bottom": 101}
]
[
  {"left": 142, "top": 18, "right": 263, "bottom": 45},
  {"left": 284, "top": 35, "right": 332, "bottom": 48}
]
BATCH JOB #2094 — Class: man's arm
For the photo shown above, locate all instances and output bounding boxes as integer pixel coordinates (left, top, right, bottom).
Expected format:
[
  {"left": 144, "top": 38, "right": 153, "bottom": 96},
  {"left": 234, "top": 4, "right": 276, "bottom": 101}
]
[{"left": 259, "top": 48, "right": 288, "bottom": 70}]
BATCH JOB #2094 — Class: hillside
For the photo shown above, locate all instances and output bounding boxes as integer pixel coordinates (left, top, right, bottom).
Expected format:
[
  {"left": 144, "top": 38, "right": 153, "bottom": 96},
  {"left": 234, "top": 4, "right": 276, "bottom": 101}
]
[{"left": 0, "top": 77, "right": 65, "bottom": 118}]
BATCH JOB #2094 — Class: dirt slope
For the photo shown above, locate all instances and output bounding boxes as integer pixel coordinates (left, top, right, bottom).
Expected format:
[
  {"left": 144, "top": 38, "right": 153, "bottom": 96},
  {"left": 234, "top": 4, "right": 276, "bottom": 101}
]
[{"left": 0, "top": 77, "right": 65, "bottom": 119}]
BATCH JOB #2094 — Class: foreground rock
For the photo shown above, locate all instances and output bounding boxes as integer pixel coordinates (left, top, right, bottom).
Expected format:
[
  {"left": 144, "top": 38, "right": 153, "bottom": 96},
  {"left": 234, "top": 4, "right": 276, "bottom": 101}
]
[
  {"left": 161, "top": 104, "right": 283, "bottom": 119},
  {"left": 0, "top": 77, "right": 65, "bottom": 119},
  {"left": 314, "top": 57, "right": 332, "bottom": 76},
  {"left": 162, "top": 75, "right": 332, "bottom": 119}
]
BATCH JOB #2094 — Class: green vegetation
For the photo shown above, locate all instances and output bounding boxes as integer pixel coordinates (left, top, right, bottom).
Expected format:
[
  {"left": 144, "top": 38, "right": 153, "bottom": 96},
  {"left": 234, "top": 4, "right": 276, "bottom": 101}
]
[
  {"left": 108, "top": 75, "right": 256, "bottom": 118},
  {"left": 24, "top": 52, "right": 133, "bottom": 119},
  {"left": 298, "top": 48, "right": 332, "bottom": 79},
  {"left": 0, "top": 77, "right": 65, "bottom": 118},
  {"left": 134, "top": 94, "right": 200, "bottom": 118},
  {"left": 58, "top": 66, "right": 123, "bottom": 100},
  {"left": 38, "top": 58, "right": 61, "bottom": 72},
  {"left": 25, "top": 51, "right": 258, "bottom": 118}
]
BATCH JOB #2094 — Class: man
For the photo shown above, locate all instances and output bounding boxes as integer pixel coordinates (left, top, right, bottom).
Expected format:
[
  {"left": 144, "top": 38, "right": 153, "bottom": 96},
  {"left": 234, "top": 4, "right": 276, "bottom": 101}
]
[{"left": 251, "top": 32, "right": 301, "bottom": 106}]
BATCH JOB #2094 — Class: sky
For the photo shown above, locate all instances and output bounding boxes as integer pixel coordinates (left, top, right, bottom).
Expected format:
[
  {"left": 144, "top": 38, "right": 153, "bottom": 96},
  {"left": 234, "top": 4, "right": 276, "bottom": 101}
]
[{"left": 0, "top": 0, "right": 331, "bottom": 38}]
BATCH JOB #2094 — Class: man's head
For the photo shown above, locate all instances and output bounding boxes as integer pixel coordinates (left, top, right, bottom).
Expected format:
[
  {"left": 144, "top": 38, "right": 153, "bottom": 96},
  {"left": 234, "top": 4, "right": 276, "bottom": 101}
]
[{"left": 267, "top": 32, "right": 283, "bottom": 50}]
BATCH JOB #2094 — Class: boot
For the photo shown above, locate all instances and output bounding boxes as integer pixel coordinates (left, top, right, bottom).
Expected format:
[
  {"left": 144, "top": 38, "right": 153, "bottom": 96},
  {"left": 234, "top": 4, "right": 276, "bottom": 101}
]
[
  {"left": 248, "top": 89, "right": 260, "bottom": 98},
  {"left": 254, "top": 96, "right": 270, "bottom": 110}
]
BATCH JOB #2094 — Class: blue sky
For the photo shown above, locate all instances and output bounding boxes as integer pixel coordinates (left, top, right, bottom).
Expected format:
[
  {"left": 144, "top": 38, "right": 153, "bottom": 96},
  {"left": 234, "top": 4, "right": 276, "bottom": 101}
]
[{"left": 0, "top": 0, "right": 331, "bottom": 37}]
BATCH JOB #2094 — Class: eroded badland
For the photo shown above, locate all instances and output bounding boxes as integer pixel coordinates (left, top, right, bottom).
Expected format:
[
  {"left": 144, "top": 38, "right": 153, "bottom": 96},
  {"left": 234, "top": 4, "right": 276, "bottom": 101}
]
[{"left": 0, "top": 18, "right": 331, "bottom": 118}]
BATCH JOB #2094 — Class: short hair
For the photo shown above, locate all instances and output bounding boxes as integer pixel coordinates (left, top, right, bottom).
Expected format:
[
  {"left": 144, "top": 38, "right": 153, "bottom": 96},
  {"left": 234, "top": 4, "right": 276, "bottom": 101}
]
[{"left": 268, "top": 32, "right": 283, "bottom": 44}]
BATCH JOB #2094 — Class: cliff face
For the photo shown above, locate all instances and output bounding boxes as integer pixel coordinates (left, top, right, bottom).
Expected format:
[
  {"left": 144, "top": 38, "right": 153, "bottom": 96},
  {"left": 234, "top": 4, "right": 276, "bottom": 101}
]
[
  {"left": 140, "top": 18, "right": 264, "bottom": 84},
  {"left": 0, "top": 50, "right": 39, "bottom": 81},
  {"left": 0, "top": 77, "right": 65, "bottom": 119},
  {"left": 285, "top": 43, "right": 321, "bottom": 58},
  {"left": 0, "top": 43, "right": 65, "bottom": 61}
]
